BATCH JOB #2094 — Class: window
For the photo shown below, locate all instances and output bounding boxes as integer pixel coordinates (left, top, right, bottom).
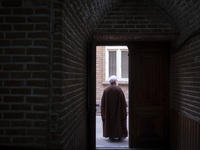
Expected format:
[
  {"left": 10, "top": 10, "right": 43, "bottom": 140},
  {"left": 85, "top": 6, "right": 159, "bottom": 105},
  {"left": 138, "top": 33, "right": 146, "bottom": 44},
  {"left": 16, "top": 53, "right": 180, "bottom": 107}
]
[{"left": 106, "top": 46, "right": 128, "bottom": 81}]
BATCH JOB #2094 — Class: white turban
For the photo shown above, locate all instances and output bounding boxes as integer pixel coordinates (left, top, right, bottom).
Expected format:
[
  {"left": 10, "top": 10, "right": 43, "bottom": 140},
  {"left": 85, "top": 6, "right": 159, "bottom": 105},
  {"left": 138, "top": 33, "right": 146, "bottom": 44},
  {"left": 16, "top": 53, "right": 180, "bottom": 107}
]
[{"left": 109, "top": 75, "right": 117, "bottom": 84}]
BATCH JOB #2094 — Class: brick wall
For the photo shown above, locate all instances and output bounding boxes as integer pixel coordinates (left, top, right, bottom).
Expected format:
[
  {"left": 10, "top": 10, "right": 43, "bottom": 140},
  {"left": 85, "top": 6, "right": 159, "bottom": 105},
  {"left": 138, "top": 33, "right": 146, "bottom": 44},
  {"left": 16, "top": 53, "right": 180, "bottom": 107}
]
[
  {"left": 96, "top": 46, "right": 106, "bottom": 103},
  {"left": 152, "top": 0, "right": 200, "bottom": 45},
  {"left": 95, "top": 0, "right": 177, "bottom": 34},
  {"left": 52, "top": 0, "right": 121, "bottom": 149},
  {"left": 153, "top": 0, "right": 200, "bottom": 149},
  {"left": 0, "top": 0, "right": 199, "bottom": 149},
  {"left": 0, "top": 0, "right": 122, "bottom": 149},
  {"left": 0, "top": 0, "right": 51, "bottom": 148},
  {"left": 171, "top": 35, "right": 200, "bottom": 121},
  {"left": 170, "top": 35, "right": 200, "bottom": 150}
]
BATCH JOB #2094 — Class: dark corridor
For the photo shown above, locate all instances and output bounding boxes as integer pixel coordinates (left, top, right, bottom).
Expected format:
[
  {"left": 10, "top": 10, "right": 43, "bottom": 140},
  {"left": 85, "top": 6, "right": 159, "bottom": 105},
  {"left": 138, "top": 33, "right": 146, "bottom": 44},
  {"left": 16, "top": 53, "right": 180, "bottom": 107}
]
[{"left": 0, "top": 0, "right": 200, "bottom": 150}]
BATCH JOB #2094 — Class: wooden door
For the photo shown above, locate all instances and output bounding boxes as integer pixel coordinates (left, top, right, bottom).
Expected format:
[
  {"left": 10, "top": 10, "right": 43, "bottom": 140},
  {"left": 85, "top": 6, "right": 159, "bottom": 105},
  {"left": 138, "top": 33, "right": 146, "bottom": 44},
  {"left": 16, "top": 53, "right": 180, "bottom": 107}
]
[{"left": 128, "top": 42, "right": 169, "bottom": 148}]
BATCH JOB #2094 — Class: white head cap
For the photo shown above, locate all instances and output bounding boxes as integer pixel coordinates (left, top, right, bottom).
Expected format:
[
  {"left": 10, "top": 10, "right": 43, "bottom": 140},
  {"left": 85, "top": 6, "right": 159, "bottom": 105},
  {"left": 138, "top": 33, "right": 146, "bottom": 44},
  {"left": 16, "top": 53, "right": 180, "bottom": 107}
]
[{"left": 109, "top": 75, "right": 117, "bottom": 84}]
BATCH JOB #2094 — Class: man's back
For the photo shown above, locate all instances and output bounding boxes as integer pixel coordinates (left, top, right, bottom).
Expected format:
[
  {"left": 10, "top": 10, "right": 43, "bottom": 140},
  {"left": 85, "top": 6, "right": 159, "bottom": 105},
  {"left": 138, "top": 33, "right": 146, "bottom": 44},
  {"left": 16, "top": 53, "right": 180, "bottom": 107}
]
[{"left": 101, "top": 84, "right": 128, "bottom": 138}]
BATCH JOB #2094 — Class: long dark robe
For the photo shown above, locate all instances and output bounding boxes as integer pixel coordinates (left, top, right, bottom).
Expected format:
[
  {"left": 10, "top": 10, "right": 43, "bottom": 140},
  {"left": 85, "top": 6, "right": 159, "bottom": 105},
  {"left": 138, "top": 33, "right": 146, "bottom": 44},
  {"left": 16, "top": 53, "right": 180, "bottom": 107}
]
[{"left": 101, "top": 84, "right": 128, "bottom": 138}]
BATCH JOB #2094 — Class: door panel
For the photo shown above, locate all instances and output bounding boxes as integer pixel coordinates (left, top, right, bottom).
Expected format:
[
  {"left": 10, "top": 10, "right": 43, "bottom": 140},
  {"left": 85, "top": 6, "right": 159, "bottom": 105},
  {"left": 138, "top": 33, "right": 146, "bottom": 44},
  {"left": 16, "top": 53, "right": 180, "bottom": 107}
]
[
  {"left": 136, "top": 52, "right": 160, "bottom": 106},
  {"left": 129, "top": 42, "right": 169, "bottom": 148}
]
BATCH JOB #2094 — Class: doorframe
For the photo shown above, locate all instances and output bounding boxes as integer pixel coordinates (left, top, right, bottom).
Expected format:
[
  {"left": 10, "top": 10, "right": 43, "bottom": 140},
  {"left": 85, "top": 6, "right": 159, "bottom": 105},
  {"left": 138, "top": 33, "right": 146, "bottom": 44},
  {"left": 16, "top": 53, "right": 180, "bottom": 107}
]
[
  {"left": 88, "top": 40, "right": 131, "bottom": 150},
  {"left": 87, "top": 39, "right": 97, "bottom": 150},
  {"left": 88, "top": 33, "right": 176, "bottom": 150}
]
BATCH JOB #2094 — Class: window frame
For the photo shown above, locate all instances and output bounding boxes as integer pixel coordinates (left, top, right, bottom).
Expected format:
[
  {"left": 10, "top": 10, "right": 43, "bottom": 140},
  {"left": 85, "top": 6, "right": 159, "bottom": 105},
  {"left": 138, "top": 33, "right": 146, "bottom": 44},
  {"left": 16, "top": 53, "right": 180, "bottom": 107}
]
[{"left": 105, "top": 46, "right": 128, "bottom": 82}]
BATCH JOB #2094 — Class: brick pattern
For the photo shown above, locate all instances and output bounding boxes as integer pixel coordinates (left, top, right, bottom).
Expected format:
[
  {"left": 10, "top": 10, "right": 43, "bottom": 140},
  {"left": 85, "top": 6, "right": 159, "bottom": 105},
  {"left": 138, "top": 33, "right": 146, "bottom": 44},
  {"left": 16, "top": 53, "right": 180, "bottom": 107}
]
[
  {"left": 154, "top": 0, "right": 200, "bottom": 121},
  {"left": 95, "top": 0, "right": 177, "bottom": 34},
  {"left": 171, "top": 34, "right": 200, "bottom": 121},
  {"left": 0, "top": 0, "right": 50, "bottom": 147},
  {"left": 0, "top": 0, "right": 200, "bottom": 149},
  {"left": 63, "top": 117, "right": 88, "bottom": 150},
  {"left": 153, "top": 0, "right": 200, "bottom": 44},
  {"left": 96, "top": 46, "right": 106, "bottom": 103},
  {"left": 0, "top": 0, "right": 122, "bottom": 149},
  {"left": 52, "top": 0, "right": 121, "bottom": 147},
  {"left": 154, "top": 0, "right": 200, "bottom": 149}
]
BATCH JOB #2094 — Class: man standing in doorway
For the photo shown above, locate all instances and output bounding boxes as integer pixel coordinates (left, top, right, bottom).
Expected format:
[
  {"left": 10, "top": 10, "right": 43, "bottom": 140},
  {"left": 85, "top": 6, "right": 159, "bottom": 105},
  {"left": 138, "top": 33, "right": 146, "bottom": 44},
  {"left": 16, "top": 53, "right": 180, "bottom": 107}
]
[{"left": 101, "top": 75, "right": 128, "bottom": 141}]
